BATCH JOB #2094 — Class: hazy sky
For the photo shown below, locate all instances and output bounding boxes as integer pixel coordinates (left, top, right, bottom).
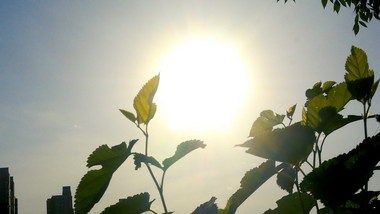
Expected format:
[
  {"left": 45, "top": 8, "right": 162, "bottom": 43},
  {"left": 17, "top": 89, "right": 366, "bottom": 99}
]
[{"left": 1, "top": 1, "right": 380, "bottom": 214}]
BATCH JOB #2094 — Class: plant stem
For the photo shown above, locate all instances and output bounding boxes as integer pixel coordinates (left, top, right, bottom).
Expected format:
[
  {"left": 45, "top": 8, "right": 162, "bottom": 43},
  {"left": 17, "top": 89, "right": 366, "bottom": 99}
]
[
  {"left": 313, "top": 134, "right": 321, "bottom": 168},
  {"left": 317, "top": 135, "right": 327, "bottom": 166},
  {"left": 363, "top": 102, "right": 369, "bottom": 139},
  {"left": 363, "top": 102, "right": 372, "bottom": 192},
  {"left": 161, "top": 170, "right": 167, "bottom": 192},
  {"left": 315, "top": 199, "right": 320, "bottom": 214},
  {"left": 143, "top": 125, "right": 169, "bottom": 214},
  {"left": 305, "top": 160, "right": 313, "bottom": 169},
  {"left": 298, "top": 167, "right": 306, "bottom": 177},
  {"left": 295, "top": 169, "right": 307, "bottom": 214}
]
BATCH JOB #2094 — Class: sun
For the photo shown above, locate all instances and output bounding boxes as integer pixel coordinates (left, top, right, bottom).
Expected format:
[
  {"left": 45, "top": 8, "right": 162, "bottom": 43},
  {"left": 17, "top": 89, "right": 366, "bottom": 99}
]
[{"left": 156, "top": 38, "right": 248, "bottom": 131}]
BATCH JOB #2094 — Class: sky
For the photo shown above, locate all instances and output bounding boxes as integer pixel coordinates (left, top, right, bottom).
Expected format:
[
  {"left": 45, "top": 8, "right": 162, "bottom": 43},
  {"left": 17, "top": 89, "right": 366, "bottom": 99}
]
[{"left": 1, "top": 1, "right": 380, "bottom": 214}]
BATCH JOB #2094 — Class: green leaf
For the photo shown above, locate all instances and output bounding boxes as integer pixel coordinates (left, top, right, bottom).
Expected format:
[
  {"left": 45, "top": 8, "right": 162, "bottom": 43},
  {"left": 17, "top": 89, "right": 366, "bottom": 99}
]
[
  {"left": 260, "top": 110, "right": 285, "bottom": 125},
  {"left": 321, "top": 114, "right": 362, "bottom": 136},
  {"left": 86, "top": 140, "right": 137, "bottom": 168},
  {"left": 322, "top": 81, "right": 336, "bottom": 93},
  {"left": 375, "top": 13, "right": 380, "bottom": 20},
  {"left": 344, "top": 46, "right": 374, "bottom": 103},
  {"left": 359, "top": 21, "right": 368, "bottom": 27},
  {"left": 305, "top": 82, "right": 353, "bottom": 134},
  {"left": 133, "top": 74, "right": 160, "bottom": 124},
  {"left": 249, "top": 117, "right": 274, "bottom": 138},
  {"left": 353, "top": 22, "right": 359, "bottom": 35},
  {"left": 100, "top": 192, "right": 153, "bottom": 214},
  {"left": 192, "top": 197, "right": 218, "bottom": 214},
  {"left": 302, "top": 107, "right": 307, "bottom": 126},
  {"left": 338, "top": 0, "right": 346, "bottom": 7},
  {"left": 75, "top": 140, "right": 137, "bottom": 214},
  {"left": 133, "top": 153, "right": 162, "bottom": 170},
  {"left": 119, "top": 109, "right": 136, "bottom": 123},
  {"left": 276, "top": 164, "right": 296, "bottom": 194},
  {"left": 249, "top": 110, "right": 284, "bottom": 137},
  {"left": 322, "top": 0, "right": 328, "bottom": 8},
  {"left": 334, "top": 1, "right": 341, "bottom": 13},
  {"left": 263, "top": 192, "right": 315, "bottom": 214},
  {"left": 346, "top": 191, "right": 380, "bottom": 212},
  {"left": 222, "top": 160, "right": 278, "bottom": 214},
  {"left": 246, "top": 123, "right": 315, "bottom": 165},
  {"left": 319, "top": 207, "right": 355, "bottom": 214},
  {"left": 286, "top": 104, "right": 297, "bottom": 120},
  {"left": 305, "top": 82, "right": 322, "bottom": 101},
  {"left": 301, "top": 133, "right": 380, "bottom": 208},
  {"left": 325, "top": 82, "right": 352, "bottom": 112},
  {"left": 162, "top": 140, "right": 206, "bottom": 170},
  {"left": 370, "top": 79, "right": 379, "bottom": 101}
]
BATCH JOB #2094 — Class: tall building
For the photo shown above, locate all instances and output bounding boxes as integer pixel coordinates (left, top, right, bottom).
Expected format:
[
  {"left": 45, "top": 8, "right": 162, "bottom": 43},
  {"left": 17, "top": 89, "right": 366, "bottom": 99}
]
[
  {"left": 47, "top": 186, "right": 74, "bottom": 214},
  {"left": 0, "top": 167, "right": 18, "bottom": 214}
]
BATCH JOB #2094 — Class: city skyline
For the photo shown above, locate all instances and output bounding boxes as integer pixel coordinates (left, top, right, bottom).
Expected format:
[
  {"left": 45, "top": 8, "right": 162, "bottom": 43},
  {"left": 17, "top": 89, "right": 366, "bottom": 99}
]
[
  {"left": 0, "top": 167, "right": 18, "bottom": 214},
  {"left": 47, "top": 186, "right": 74, "bottom": 214}
]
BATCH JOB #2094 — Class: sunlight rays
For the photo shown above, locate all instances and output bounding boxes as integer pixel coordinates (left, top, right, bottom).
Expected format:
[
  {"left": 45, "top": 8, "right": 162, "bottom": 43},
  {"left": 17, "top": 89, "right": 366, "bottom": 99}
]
[{"left": 156, "top": 38, "right": 248, "bottom": 131}]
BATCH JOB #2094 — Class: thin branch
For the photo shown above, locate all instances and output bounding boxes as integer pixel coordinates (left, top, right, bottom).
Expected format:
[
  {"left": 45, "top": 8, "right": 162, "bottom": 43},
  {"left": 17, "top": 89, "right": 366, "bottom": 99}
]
[
  {"left": 298, "top": 167, "right": 307, "bottom": 177},
  {"left": 305, "top": 160, "right": 313, "bottom": 169},
  {"left": 295, "top": 168, "right": 307, "bottom": 214},
  {"left": 150, "top": 210, "right": 158, "bottom": 214},
  {"left": 161, "top": 170, "right": 167, "bottom": 194},
  {"left": 143, "top": 125, "right": 169, "bottom": 214}
]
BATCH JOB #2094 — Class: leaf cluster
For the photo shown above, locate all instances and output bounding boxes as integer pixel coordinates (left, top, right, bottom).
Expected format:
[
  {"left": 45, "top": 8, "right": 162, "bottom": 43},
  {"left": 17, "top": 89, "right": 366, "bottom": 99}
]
[
  {"left": 75, "top": 75, "right": 206, "bottom": 214},
  {"left": 213, "top": 46, "right": 380, "bottom": 213},
  {"left": 74, "top": 45, "right": 379, "bottom": 214},
  {"left": 278, "top": 0, "right": 380, "bottom": 34}
]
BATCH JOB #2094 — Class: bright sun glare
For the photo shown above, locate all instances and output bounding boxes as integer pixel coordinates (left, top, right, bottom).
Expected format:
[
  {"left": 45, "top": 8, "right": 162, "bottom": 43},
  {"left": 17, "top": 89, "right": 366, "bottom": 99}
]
[{"left": 157, "top": 38, "right": 248, "bottom": 131}]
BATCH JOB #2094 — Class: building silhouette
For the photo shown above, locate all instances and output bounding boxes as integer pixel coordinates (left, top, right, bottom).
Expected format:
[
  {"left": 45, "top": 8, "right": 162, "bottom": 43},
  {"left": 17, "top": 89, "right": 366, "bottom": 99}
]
[
  {"left": 0, "top": 167, "right": 18, "bottom": 214},
  {"left": 47, "top": 186, "right": 74, "bottom": 214}
]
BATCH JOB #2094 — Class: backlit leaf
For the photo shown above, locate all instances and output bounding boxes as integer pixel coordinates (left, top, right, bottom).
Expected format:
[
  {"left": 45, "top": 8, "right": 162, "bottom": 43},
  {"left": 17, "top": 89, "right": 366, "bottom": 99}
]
[
  {"left": 286, "top": 104, "right": 297, "bottom": 120},
  {"left": 305, "top": 82, "right": 353, "bottom": 134},
  {"left": 133, "top": 153, "right": 162, "bottom": 170},
  {"left": 301, "top": 133, "right": 380, "bottom": 208},
  {"left": 370, "top": 79, "right": 379, "bottom": 100},
  {"left": 249, "top": 117, "right": 274, "bottom": 138},
  {"left": 301, "top": 107, "right": 307, "bottom": 126},
  {"left": 345, "top": 191, "right": 380, "bottom": 212},
  {"left": 75, "top": 140, "right": 137, "bottom": 214},
  {"left": 325, "top": 82, "right": 352, "bottom": 112},
  {"left": 263, "top": 192, "right": 315, "bottom": 214},
  {"left": 260, "top": 110, "right": 285, "bottom": 125},
  {"left": 344, "top": 46, "right": 374, "bottom": 102},
  {"left": 119, "top": 109, "right": 136, "bottom": 123},
  {"left": 321, "top": 114, "right": 362, "bottom": 136},
  {"left": 246, "top": 123, "right": 315, "bottom": 165},
  {"left": 100, "top": 192, "right": 153, "bottom": 214},
  {"left": 322, "top": 81, "right": 336, "bottom": 93},
  {"left": 305, "top": 82, "right": 322, "bottom": 101},
  {"left": 192, "top": 197, "right": 218, "bottom": 214},
  {"left": 276, "top": 163, "right": 296, "bottom": 194},
  {"left": 133, "top": 75, "right": 159, "bottom": 124},
  {"left": 87, "top": 140, "right": 137, "bottom": 168},
  {"left": 162, "top": 140, "right": 206, "bottom": 170},
  {"left": 249, "top": 110, "right": 284, "bottom": 137},
  {"left": 222, "top": 160, "right": 278, "bottom": 214}
]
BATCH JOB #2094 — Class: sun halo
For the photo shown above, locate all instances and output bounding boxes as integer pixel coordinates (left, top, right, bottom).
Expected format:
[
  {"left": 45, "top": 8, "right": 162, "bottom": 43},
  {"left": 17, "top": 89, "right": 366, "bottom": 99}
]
[{"left": 156, "top": 38, "right": 248, "bottom": 132}]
